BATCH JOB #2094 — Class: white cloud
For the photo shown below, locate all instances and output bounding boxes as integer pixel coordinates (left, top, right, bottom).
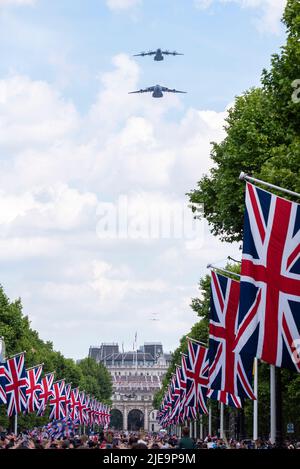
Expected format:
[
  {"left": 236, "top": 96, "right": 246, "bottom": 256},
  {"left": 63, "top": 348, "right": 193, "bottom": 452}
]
[
  {"left": 194, "top": 0, "right": 287, "bottom": 34},
  {"left": 0, "top": 54, "right": 237, "bottom": 358},
  {"left": 0, "top": 76, "right": 79, "bottom": 149},
  {"left": 106, "top": 0, "right": 141, "bottom": 11},
  {"left": 0, "top": 237, "right": 61, "bottom": 260},
  {"left": 0, "top": 0, "right": 36, "bottom": 5}
]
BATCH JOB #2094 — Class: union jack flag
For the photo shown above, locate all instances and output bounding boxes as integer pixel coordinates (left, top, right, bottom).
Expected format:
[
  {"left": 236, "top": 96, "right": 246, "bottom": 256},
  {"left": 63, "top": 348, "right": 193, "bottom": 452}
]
[
  {"left": 77, "top": 391, "right": 87, "bottom": 425},
  {"left": 3, "top": 354, "right": 27, "bottom": 416},
  {"left": 49, "top": 380, "right": 66, "bottom": 420},
  {"left": 0, "top": 364, "right": 6, "bottom": 405},
  {"left": 69, "top": 388, "right": 80, "bottom": 423},
  {"left": 185, "top": 340, "right": 209, "bottom": 415},
  {"left": 207, "top": 389, "right": 242, "bottom": 408},
  {"left": 235, "top": 183, "right": 300, "bottom": 371},
  {"left": 169, "top": 367, "right": 183, "bottom": 423},
  {"left": 84, "top": 394, "right": 91, "bottom": 425},
  {"left": 37, "top": 373, "right": 54, "bottom": 416},
  {"left": 25, "top": 365, "right": 43, "bottom": 413},
  {"left": 63, "top": 383, "right": 72, "bottom": 417},
  {"left": 208, "top": 270, "right": 256, "bottom": 401},
  {"left": 177, "top": 355, "right": 188, "bottom": 423}
]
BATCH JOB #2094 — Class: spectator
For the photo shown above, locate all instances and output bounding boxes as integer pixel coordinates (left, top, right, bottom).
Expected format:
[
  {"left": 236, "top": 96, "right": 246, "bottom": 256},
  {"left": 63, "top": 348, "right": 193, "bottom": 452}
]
[{"left": 178, "top": 426, "right": 195, "bottom": 449}]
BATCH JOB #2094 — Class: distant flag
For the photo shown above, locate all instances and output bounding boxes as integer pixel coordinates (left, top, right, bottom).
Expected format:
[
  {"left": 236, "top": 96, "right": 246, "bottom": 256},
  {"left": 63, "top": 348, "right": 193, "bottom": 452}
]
[
  {"left": 3, "top": 353, "right": 27, "bottom": 416},
  {"left": 25, "top": 364, "right": 43, "bottom": 413},
  {"left": 49, "top": 380, "right": 66, "bottom": 420},
  {"left": 64, "top": 383, "right": 72, "bottom": 417},
  {"left": 235, "top": 183, "right": 300, "bottom": 371},
  {"left": 0, "top": 364, "right": 6, "bottom": 405},
  {"left": 185, "top": 340, "right": 209, "bottom": 415},
  {"left": 208, "top": 270, "right": 256, "bottom": 401},
  {"left": 69, "top": 388, "right": 80, "bottom": 423},
  {"left": 77, "top": 391, "right": 87, "bottom": 425},
  {"left": 37, "top": 373, "right": 54, "bottom": 416}
]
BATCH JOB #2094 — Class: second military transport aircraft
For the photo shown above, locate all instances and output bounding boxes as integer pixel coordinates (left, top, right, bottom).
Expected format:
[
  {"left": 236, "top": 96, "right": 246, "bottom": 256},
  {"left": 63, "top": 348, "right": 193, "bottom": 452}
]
[
  {"left": 129, "top": 84, "right": 186, "bottom": 98},
  {"left": 133, "top": 48, "right": 183, "bottom": 61}
]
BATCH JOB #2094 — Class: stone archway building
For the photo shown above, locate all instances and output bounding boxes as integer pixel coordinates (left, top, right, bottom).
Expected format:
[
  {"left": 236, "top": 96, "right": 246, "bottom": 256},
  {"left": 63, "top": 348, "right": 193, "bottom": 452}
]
[{"left": 89, "top": 342, "right": 171, "bottom": 432}]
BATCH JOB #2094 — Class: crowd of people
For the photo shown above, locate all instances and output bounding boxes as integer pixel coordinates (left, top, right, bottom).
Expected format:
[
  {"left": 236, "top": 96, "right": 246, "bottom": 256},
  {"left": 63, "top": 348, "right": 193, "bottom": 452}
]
[{"left": 0, "top": 425, "right": 300, "bottom": 450}]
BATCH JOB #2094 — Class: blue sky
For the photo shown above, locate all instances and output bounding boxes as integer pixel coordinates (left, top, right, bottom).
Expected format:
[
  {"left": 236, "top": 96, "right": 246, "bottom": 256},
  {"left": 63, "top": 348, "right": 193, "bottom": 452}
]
[{"left": 0, "top": 0, "right": 287, "bottom": 358}]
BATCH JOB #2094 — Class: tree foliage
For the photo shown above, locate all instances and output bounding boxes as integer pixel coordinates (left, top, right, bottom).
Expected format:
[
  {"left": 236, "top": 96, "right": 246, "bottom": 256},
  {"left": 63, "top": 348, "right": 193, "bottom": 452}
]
[
  {"left": 157, "top": 0, "right": 300, "bottom": 437},
  {"left": 0, "top": 285, "right": 112, "bottom": 429},
  {"left": 187, "top": 0, "right": 300, "bottom": 243}
]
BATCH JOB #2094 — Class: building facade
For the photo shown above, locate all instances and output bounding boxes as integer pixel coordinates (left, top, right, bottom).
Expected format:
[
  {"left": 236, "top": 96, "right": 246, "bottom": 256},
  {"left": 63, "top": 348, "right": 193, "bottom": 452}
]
[{"left": 89, "top": 342, "right": 171, "bottom": 432}]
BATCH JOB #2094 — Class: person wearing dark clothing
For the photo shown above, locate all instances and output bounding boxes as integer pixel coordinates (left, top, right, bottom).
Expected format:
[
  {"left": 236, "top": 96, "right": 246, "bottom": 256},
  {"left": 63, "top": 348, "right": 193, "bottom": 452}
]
[{"left": 178, "top": 427, "right": 195, "bottom": 449}]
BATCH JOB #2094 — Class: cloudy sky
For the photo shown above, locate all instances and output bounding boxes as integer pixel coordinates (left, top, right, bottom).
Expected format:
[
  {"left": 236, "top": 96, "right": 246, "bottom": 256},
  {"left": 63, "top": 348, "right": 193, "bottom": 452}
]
[{"left": 0, "top": 0, "right": 286, "bottom": 359}]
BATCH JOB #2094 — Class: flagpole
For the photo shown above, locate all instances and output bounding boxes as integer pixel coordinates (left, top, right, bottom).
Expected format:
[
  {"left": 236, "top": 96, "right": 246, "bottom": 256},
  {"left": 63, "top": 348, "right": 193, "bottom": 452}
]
[
  {"left": 199, "top": 415, "right": 203, "bottom": 440},
  {"left": 26, "top": 363, "right": 44, "bottom": 371},
  {"left": 186, "top": 337, "right": 207, "bottom": 347},
  {"left": 239, "top": 172, "right": 300, "bottom": 199},
  {"left": 207, "top": 264, "right": 241, "bottom": 279},
  {"left": 208, "top": 405, "right": 212, "bottom": 436},
  {"left": 270, "top": 365, "right": 276, "bottom": 445},
  {"left": 5, "top": 350, "right": 26, "bottom": 361},
  {"left": 14, "top": 414, "right": 18, "bottom": 435},
  {"left": 220, "top": 403, "right": 224, "bottom": 439},
  {"left": 227, "top": 256, "right": 241, "bottom": 264},
  {"left": 253, "top": 358, "right": 258, "bottom": 442}
]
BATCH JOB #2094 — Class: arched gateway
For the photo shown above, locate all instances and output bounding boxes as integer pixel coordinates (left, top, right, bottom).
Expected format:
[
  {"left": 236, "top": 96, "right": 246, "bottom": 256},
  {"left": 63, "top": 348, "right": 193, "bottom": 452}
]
[
  {"left": 89, "top": 342, "right": 172, "bottom": 431},
  {"left": 128, "top": 409, "right": 144, "bottom": 431}
]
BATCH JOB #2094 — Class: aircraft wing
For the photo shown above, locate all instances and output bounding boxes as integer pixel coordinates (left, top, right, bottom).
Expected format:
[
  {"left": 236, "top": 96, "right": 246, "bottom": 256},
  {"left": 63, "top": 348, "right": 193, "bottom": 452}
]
[
  {"left": 128, "top": 87, "right": 154, "bottom": 94},
  {"left": 133, "top": 51, "right": 156, "bottom": 57},
  {"left": 161, "top": 87, "right": 187, "bottom": 93},
  {"left": 162, "top": 50, "right": 184, "bottom": 56}
]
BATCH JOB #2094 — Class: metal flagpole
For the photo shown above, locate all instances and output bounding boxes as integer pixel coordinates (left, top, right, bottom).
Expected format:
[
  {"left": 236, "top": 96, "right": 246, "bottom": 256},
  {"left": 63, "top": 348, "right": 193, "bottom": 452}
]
[
  {"left": 4, "top": 350, "right": 26, "bottom": 361},
  {"left": 14, "top": 414, "right": 18, "bottom": 435},
  {"left": 220, "top": 403, "right": 224, "bottom": 439},
  {"left": 200, "top": 415, "right": 203, "bottom": 440},
  {"left": 270, "top": 365, "right": 276, "bottom": 444},
  {"left": 253, "top": 358, "right": 258, "bottom": 441},
  {"left": 26, "top": 363, "right": 44, "bottom": 371},
  {"left": 239, "top": 172, "right": 300, "bottom": 199},
  {"left": 208, "top": 405, "right": 212, "bottom": 435},
  {"left": 207, "top": 264, "right": 241, "bottom": 279},
  {"left": 194, "top": 420, "right": 197, "bottom": 439},
  {"left": 186, "top": 337, "right": 207, "bottom": 347}
]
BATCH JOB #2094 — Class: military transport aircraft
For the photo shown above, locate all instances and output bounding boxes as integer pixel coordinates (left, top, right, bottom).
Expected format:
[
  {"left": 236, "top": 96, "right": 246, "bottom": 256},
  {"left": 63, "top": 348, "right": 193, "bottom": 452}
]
[
  {"left": 133, "top": 48, "right": 183, "bottom": 61},
  {"left": 129, "top": 84, "right": 186, "bottom": 98}
]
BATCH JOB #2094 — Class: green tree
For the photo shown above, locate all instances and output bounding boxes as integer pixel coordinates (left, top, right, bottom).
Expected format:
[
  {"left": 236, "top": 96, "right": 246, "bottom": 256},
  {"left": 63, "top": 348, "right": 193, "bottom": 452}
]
[
  {"left": 0, "top": 285, "right": 112, "bottom": 430},
  {"left": 187, "top": 0, "right": 300, "bottom": 243}
]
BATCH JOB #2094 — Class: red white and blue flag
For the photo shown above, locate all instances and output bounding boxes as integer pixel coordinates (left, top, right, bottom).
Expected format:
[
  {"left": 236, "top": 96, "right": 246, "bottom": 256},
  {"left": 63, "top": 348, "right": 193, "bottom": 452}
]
[
  {"left": 235, "top": 183, "right": 300, "bottom": 371},
  {"left": 208, "top": 270, "right": 256, "bottom": 402},
  {"left": 0, "top": 364, "right": 6, "bottom": 405},
  {"left": 77, "top": 391, "right": 87, "bottom": 425},
  {"left": 49, "top": 380, "right": 66, "bottom": 420},
  {"left": 185, "top": 340, "right": 209, "bottom": 415},
  {"left": 37, "top": 373, "right": 54, "bottom": 416},
  {"left": 3, "top": 354, "right": 27, "bottom": 416},
  {"left": 63, "top": 383, "right": 72, "bottom": 417},
  {"left": 69, "top": 388, "right": 80, "bottom": 423},
  {"left": 207, "top": 389, "right": 242, "bottom": 408},
  {"left": 25, "top": 365, "right": 43, "bottom": 414}
]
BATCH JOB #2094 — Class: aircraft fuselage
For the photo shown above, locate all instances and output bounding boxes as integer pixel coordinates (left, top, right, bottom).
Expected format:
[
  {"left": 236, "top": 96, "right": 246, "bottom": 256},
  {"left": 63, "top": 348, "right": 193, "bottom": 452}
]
[
  {"left": 152, "top": 85, "right": 163, "bottom": 98},
  {"left": 154, "top": 49, "right": 164, "bottom": 61}
]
